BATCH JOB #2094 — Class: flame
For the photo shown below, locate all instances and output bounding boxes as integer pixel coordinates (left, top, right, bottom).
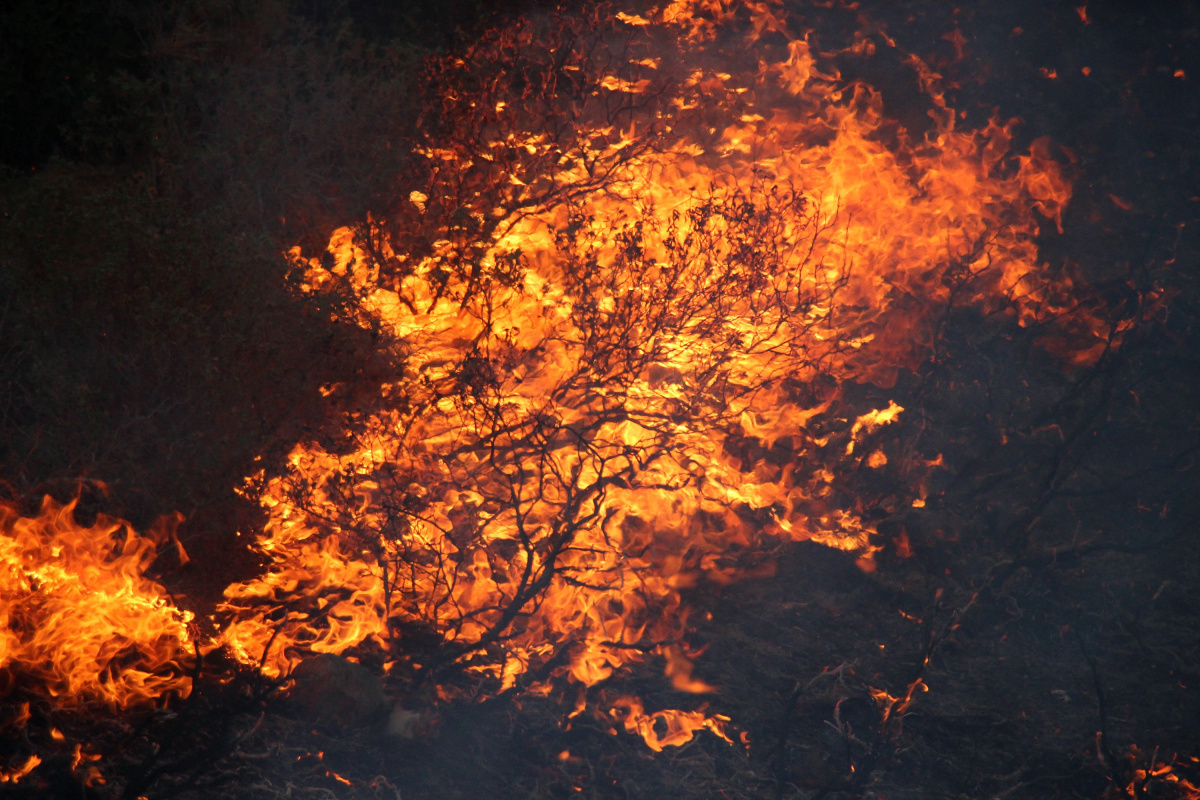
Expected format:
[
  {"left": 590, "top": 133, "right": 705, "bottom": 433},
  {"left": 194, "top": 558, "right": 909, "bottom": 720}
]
[
  {"left": 214, "top": 0, "right": 1101, "bottom": 750},
  {"left": 0, "top": 754, "right": 41, "bottom": 784},
  {"left": 0, "top": 497, "right": 193, "bottom": 710},
  {"left": 608, "top": 695, "right": 732, "bottom": 752}
]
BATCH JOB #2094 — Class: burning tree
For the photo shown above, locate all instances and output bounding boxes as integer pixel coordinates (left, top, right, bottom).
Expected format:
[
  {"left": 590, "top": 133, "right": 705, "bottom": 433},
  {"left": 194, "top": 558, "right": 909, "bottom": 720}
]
[{"left": 216, "top": 0, "right": 1103, "bottom": 748}]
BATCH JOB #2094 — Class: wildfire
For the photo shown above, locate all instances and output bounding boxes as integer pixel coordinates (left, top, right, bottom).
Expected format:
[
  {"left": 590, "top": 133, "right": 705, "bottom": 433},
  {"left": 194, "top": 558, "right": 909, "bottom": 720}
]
[
  {"left": 0, "top": 0, "right": 1125, "bottom": 771},
  {"left": 216, "top": 0, "right": 1095, "bottom": 750}
]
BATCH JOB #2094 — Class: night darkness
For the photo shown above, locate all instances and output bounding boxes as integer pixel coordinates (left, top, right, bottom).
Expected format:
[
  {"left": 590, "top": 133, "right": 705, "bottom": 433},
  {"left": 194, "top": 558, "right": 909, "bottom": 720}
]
[{"left": 1, "top": 2, "right": 1198, "bottom": 799}]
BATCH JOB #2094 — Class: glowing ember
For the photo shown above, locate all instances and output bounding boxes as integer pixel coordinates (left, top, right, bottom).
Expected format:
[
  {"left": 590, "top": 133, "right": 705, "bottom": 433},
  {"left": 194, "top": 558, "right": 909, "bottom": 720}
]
[
  {"left": 1113, "top": 747, "right": 1200, "bottom": 800},
  {"left": 0, "top": 497, "right": 193, "bottom": 709},
  {"left": 217, "top": 0, "right": 1097, "bottom": 750}
]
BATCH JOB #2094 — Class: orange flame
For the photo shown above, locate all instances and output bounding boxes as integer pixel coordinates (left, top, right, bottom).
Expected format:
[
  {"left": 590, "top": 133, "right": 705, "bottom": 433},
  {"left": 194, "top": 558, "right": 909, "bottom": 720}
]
[
  {"left": 608, "top": 695, "right": 733, "bottom": 752},
  {"left": 0, "top": 497, "right": 193, "bottom": 709},
  {"left": 0, "top": 754, "right": 41, "bottom": 784}
]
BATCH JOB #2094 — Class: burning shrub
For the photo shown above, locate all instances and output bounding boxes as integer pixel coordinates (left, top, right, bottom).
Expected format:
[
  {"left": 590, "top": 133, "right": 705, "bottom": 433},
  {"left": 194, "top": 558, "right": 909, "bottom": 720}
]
[{"left": 217, "top": 0, "right": 1110, "bottom": 750}]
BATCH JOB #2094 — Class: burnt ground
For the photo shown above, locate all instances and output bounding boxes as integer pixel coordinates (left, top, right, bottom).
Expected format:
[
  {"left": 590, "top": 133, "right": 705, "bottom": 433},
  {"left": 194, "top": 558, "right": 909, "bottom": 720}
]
[{"left": 4, "top": 1, "right": 1200, "bottom": 799}]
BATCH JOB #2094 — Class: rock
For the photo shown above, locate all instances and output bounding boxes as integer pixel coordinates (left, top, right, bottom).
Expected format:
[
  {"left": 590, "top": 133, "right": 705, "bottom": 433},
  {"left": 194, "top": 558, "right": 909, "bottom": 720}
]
[
  {"left": 286, "top": 654, "right": 387, "bottom": 729},
  {"left": 386, "top": 705, "right": 423, "bottom": 739}
]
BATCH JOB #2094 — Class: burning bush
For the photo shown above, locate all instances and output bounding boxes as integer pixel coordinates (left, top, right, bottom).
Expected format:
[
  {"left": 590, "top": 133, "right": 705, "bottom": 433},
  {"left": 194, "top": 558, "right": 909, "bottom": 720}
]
[{"left": 216, "top": 0, "right": 1110, "bottom": 750}]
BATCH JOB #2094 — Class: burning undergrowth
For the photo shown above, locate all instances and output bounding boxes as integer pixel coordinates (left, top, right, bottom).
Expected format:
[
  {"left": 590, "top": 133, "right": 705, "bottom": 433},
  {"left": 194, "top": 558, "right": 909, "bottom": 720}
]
[
  {"left": 5, "top": 1, "right": 1191, "bottom": 798},
  {"left": 0, "top": 497, "right": 193, "bottom": 711}
]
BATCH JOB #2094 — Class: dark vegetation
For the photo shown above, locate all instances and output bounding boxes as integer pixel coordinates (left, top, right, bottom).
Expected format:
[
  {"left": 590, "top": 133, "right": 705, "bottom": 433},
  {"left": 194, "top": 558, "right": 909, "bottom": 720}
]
[{"left": 1, "top": 1, "right": 1199, "bottom": 798}]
